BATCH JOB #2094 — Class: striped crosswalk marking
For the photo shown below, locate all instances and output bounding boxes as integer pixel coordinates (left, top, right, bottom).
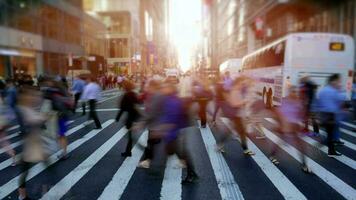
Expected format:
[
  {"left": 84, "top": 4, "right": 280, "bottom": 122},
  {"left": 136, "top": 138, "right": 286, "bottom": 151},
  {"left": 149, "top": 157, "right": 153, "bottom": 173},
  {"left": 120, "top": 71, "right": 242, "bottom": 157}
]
[
  {"left": 221, "top": 118, "right": 307, "bottom": 200},
  {"left": 262, "top": 127, "right": 356, "bottom": 200},
  {"left": 0, "top": 121, "right": 93, "bottom": 171},
  {"left": 340, "top": 128, "right": 356, "bottom": 138},
  {"left": 97, "top": 131, "right": 148, "bottom": 200},
  {"left": 0, "top": 120, "right": 114, "bottom": 199},
  {"left": 0, "top": 132, "right": 19, "bottom": 143},
  {"left": 40, "top": 126, "right": 128, "bottom": 199},
  {"left": 160, "top": 155, "right": 182, "bottom": 200},
  {"left": 0, "top": 140, "right": 22, "bottom": 154},
  {"left": 199, "top": 125, "right": 244, "bottom": 200},
  {"left": 264, "top": 118, "right": 356, "bottom": 170},
  {"left": 341, "top": 121, "right": 356, "bottom": 129}
]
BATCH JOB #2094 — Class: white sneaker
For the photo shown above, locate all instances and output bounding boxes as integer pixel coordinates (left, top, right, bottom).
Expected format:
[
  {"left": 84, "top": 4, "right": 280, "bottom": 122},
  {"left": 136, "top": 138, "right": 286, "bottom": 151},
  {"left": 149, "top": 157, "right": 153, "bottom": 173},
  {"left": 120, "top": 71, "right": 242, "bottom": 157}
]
[{"left": 138, "top": 160, "right": 151, "bottom": 169}]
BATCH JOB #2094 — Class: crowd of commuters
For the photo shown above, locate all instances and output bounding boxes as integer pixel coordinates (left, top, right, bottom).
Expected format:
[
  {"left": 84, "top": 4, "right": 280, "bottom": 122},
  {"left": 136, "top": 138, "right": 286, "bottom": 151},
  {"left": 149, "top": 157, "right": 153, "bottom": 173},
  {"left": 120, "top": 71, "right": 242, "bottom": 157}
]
[{"left": 0, "top": 70, "right": 355, "bottom": 199}]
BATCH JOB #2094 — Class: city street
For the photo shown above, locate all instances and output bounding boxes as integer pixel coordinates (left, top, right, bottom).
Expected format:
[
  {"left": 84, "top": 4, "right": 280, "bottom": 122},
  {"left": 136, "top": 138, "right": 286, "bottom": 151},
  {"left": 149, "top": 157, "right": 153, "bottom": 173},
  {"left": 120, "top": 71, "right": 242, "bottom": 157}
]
[{"left": 0, "top": 81, "right": 355, "bottom": 200}]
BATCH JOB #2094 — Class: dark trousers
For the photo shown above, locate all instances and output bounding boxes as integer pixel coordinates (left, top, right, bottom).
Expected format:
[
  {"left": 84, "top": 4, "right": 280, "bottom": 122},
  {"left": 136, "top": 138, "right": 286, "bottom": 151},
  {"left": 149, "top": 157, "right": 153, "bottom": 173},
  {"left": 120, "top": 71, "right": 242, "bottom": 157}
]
[
  {"left": 303, "top": 112, "right": 319, "bottom": 133},
  {"left": 233, "top": 117, "right": 248, "bottom": 150},
  {"left": 74, "top": 93, "right": 86, "bottom": 114},
  {"left": 88, "top": 100, "right": 101, "bottom": 128},
  {"left": 142, "top": 131, "right": 161, "bottom": 160},
  {"left": 353, "top": 100, "right": 356, "bottom": 120},
  {"left": 320, "top": 112, "right": 336, "bottom": 153},
  {"left": 197, "top": 100, "right": 208, "bottom": 126},
  {"left": 124, "top": 130, "right": 133, "bottom": 153}
]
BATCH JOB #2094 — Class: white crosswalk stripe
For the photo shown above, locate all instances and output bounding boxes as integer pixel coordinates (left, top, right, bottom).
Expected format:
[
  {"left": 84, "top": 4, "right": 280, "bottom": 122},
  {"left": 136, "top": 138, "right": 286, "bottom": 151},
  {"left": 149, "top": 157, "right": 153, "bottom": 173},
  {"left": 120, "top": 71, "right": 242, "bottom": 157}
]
[
  {"left": 0, "top": 121, "right": 92, "bottom": 171},
  {"left": 0, "top": 120, "right": 114, "bottom": 199},
  {"left": 160, "top": 155, "right": 182, "bottom": 200},
  {"left": 262, "top": 126, "right": 356, "bottom": 200},
  {"left": 40, "top": 126, "right": 128, "bottom": 200},
  {"left": 221, "top": 118, "right": 308, "bottom": 200},
  {"left": 97, "top": 131, "right": 148, "bottom": 200},
  {"left": 0, "top": 116, "right": 355, "bottom": 200},
  {"left": 264, "top": 118, "right": 356, "bottom": 170},
  {"left": 199, "top": 124, "right": 245, "bottom": 200}
]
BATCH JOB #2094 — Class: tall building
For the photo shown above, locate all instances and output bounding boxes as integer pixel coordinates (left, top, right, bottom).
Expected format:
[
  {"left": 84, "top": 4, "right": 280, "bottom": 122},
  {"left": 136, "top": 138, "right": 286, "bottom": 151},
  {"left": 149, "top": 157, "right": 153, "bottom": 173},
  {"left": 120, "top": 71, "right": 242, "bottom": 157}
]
[
  {"left": 84, "top": 0, "right": 141, "bottom": 75},
  {"left": 0, "top": 0, "right": 82, "bottom": 78},
  {"left": 210, "top": 0, "right": 356, "bottom": 70},
  {"left": 139, "top": 0, "right": 169, "bottom": 76}
]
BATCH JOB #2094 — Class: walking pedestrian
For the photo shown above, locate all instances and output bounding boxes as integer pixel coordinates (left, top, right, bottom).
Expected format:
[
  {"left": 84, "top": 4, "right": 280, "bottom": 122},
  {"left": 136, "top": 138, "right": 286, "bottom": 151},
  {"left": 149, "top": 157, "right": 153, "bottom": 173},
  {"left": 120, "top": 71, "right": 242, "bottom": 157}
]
[
  {"left": 71, "top": 76, "right": 86, "bottom": 115},
  {"left": 115, "top": 81, "right": 140, "bottom": 157},
  {"left": 316, "top": 74, "right": 344, "bottom": 157},
  {"left": 81, "top": 77, "right": 102, "bottom": 129},
  {"left": 269, "top": 86, "right": 312, "bottom": 173}
]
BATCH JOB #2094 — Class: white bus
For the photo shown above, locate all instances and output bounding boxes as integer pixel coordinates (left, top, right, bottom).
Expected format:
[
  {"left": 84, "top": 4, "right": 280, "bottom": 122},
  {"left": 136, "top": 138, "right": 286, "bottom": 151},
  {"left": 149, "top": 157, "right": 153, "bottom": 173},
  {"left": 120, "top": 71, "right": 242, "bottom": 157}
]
[
  {"left": 219, "top": 58, "right": 242, "bottom": 79},
  {"left": 241, "top": 33, "right": 354, "bottom": 107}
]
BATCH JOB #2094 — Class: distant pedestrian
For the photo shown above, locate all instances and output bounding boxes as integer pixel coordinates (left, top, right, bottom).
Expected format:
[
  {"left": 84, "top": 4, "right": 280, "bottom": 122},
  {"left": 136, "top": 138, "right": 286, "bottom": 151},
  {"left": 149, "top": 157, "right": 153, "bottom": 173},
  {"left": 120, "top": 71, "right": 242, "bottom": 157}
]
[
  {"left": 71, "top": 76, "right": 86, "bottom": 115},
  {"left": 81, "top": 77, "right": 102, "bottom": 129}
]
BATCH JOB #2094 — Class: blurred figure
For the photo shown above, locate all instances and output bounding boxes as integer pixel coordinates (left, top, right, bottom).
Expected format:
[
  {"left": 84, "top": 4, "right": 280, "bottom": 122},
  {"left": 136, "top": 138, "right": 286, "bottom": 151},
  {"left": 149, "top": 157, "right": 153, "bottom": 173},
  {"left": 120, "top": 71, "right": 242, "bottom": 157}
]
[
  {"left": 71, "top": 76, "right": 86, "bottom": 115},
  {"left": 299, "top": 76, "right": 319, "bottom": 136},
  {"left": 352, "top": 76, "right": 356, "bottom": 121},
  {"left": 245, "top": 79, "right": 266, "bottom": 139},
  {"left": 4, "top": 79, "right": 26, "bottom": 135},
  {"left": 137, "top": 80, "right": 164, "bottom": 168},
  {"left": 41, "top": 78, "right": 72, "bottom": 160},
  {"left": 192, "top": 79, "right": 212, "bottom": 128},
  {"left": 116, "top": 81, "right": 140, "bottom": 157},
  {"left": 269, "top": 86, "right": 311, "bottom": 173},
  {"left": 0, "top": 92, "right": 16, "bottom": 166},
  {"left": 81, "top": 77, "right": 102, "bottom": 129},
  {"left": 159, "top": 81, "right": 198, "bottom": 183},
  {"left": 17, "top": 86, "right": 47, "bottom": 200},
  {"left": 211, "top": 80, "right": 225, "bottom": 124},
  {"left": 219, "top": 76, "right": 255, "bottom": 155},
  {"left": 317, "top": 74, "right": 344, "bottom": 157},
  {"left": 223, "top": 71, "right": 233, "bottom": 91}
]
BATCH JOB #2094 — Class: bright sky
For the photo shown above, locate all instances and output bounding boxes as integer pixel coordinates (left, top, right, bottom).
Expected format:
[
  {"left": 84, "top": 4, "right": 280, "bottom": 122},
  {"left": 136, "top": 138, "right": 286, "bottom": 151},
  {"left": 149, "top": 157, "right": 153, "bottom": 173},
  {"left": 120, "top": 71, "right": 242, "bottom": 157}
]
[{"left": 169, "top": 0, "right": 202, "bottom": 72}]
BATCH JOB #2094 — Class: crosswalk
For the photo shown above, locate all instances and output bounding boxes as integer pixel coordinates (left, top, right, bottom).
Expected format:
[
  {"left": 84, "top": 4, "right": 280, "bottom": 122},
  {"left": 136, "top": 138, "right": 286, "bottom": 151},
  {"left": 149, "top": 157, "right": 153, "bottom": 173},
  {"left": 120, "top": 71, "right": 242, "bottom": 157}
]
[{"left": 0, "top": 115, "right": 355, "bottom": 199}]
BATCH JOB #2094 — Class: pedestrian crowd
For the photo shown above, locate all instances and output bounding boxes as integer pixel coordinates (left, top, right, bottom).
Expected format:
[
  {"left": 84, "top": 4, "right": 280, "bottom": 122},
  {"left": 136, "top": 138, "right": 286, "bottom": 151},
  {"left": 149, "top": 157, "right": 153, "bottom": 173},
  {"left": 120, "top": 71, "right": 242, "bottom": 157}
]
[{"left": 0, "top": 71, "right": 355, "bottom": 199}]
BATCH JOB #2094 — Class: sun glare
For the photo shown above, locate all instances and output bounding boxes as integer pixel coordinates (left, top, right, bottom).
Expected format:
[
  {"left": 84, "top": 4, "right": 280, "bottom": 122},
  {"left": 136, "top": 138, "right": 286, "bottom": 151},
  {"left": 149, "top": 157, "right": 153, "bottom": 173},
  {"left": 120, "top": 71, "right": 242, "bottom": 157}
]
[{"left": 169, "top": 0, "right": 202, "bottom": 72}]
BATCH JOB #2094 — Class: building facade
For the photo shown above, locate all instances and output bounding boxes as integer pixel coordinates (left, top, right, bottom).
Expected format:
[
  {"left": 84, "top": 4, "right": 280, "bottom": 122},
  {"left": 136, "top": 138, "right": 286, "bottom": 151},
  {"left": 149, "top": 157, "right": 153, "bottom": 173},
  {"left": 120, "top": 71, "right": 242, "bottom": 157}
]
[
  {"left": 84, "top": 0, "right": 141, "bottom": 75},
  {"left": 0, "top": 0, "right": 89, "bottom": 78},
  {"left": 139, "top": 0, "right": 169, "bottom": 76},
  {"left": 210, "top": 0, "right": 356, "bottom": 70}
]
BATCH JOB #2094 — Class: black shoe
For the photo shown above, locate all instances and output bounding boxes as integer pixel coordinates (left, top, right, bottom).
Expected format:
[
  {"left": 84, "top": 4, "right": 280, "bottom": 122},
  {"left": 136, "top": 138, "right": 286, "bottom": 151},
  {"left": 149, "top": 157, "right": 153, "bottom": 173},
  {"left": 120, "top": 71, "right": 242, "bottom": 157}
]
[
  {"left": 121, "top": 152, "right": 132, "bottom": 157},
  {"left": 94, "top": 126, "right": 102, "bottom": 130},
  {"left": 333, "top": 141, "right": 344, "bottom": 146},
  {"left": 328, "top": 151, "right": 342, "bottom": 157},
  {"left": 182, "top": 173, "right": 198, "bottom": 184}
]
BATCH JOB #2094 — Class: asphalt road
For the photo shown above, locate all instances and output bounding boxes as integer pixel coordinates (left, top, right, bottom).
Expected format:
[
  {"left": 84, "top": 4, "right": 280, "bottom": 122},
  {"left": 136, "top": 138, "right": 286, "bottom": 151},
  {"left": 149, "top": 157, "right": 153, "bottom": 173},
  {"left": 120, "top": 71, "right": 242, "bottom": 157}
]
[{"left": 0, "top": 82, "right": 355, "bottom": 200}]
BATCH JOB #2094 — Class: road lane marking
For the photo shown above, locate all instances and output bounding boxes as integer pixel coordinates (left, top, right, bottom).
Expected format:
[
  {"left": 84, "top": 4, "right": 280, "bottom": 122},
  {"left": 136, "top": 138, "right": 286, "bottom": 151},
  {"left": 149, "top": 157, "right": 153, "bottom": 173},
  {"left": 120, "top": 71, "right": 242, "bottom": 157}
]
[
  {"left": 199, "top": 124, "right": 244, "bottom": 200},
  {"left": 264, "top": 118, "right": 356, "bottom": 151},
  {"left": 0, "top": 120, "right": 114, "bottom": 199},
  {"left": 340, "top": 128, "right": 356, "bottom": 138},
  {"left": 341, "top": 121, "right": 356, "bottom": 129},
  {"left": 160, "top": 155, "right": 182, "bottom": 200},
  {"left": 221, "top": 118, "right": 307, "bottom": 200},
  {"left": 261, "top": 126, "right": 356, "bottom": 200},
  {"left": 97, "top": 131, "right": 148, "bottom": 200},
  {"left": 40, "top": 126, "right": 128, "bottom": 200},
  {"left": 264, "top": 118, "right": 356, "bottom": 170}
]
